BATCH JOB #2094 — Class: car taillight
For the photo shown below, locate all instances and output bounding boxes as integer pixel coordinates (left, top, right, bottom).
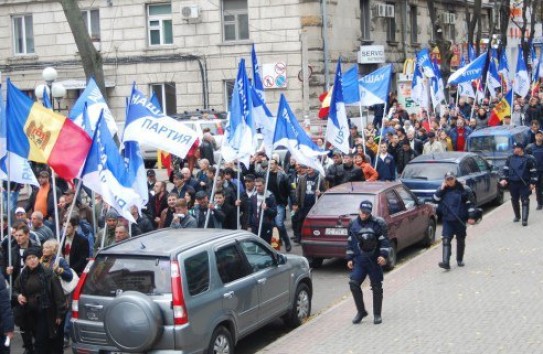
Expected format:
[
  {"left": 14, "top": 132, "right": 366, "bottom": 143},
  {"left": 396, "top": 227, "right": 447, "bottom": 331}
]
[
  {"left": 301, "top": 220, "right": 312, "bottom": 239},
  {"left": 71, "top": 259, "right": 94, "bottom": 319},
  {"left": 170, "top": 260, "right": 189, "bottom": 325}
]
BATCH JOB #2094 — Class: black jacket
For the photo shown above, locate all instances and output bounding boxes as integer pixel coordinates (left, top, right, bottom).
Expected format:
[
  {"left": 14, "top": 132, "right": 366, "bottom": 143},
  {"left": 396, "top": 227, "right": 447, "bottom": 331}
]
[
  {"left": 0, "top": 272, "right": 14, "bottom": 334},
  {"left": 62, "top": 232, "right": 90, "bottom": 275},
  {"left": 433, "top": 182, "right": 473, "bottom": 223}
]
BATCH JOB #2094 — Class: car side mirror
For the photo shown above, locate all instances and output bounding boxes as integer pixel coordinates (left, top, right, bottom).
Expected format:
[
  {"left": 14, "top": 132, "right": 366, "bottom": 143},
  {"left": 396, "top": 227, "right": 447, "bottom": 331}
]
[{"left": 277, "top": 253, "right": 287, "bottom": 265}]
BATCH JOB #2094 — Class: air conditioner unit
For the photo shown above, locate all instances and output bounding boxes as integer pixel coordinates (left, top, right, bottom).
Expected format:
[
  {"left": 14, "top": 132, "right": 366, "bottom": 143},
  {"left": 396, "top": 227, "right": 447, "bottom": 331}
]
[
  {"left": 449, "top": 13, "right": 457, "bottom": 24},
  {"left": 438, "top": 12, "right": 449, "bottom": 24},
  {"left": 385, "top": 4, "right": 395, "bottom": 18},
  {"left": 373, "top": 3, "right": 387, "bottom": 18},
  {"left": 181, "top": 5, "right": 201, "bottom": 22}
]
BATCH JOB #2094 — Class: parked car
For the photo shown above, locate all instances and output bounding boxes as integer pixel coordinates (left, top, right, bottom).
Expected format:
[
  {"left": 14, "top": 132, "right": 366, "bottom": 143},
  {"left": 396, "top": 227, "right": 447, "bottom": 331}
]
[
  {"left": 71, "top": 229, "right": 312, "bottom": 354},
  {"left": 467, "top": 125, "right": 530, "bottom": 171},
  {"left": 301, "top": 181, "right": 437, "bottom": 270},
  {"left": 400, "top": 152, "right": 504, "bottom": 207}
]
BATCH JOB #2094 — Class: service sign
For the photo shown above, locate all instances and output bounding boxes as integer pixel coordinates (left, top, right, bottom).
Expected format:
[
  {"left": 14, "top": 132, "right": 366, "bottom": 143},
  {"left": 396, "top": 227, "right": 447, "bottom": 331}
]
[{"left": 358, "top": 45, "right": 386, "bottom": 64}]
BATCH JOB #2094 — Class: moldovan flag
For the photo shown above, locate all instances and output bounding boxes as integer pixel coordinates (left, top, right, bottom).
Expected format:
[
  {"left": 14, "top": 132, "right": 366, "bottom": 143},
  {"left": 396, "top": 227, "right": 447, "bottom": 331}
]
[
  {"left": 488, "top": 90, "right": 513, "bottom": 127},
  {"left": 5, "top": 79, "right": 92, "bottom": 181}
]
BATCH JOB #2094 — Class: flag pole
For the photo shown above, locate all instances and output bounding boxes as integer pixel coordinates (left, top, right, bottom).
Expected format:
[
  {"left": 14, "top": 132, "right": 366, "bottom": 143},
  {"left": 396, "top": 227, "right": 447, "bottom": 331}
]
[
  {"left": 358, "top": 101, "right": 367, "bottom": 156},
  {"left": 6, "top": 152, "right": 12, "bottom": 295},
  {"left": 236, "top": 161, "right": 241, "bottom": 230},
  {"left": 374, "top": 102, "right": 388, "bottom": 170},
  {"left": 100, "top": 205, "right": 110, "bottom": 249},
  {"left": 50, "top": 168, "right": 61, "bottom": 241},
  {"left": 55, "top": 178, "right": 83, "bottom": 263},
  {"left": 257, "top": 165, "right": 271, "bottom": 238},
  {"left": 91, "top": 191, "right": 97, "bottom": 236}
]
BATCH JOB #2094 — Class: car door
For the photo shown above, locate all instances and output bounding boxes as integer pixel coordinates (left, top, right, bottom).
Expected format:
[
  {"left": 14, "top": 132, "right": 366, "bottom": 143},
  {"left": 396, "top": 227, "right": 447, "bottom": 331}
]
[
  {"left": 238, "top": 239, "right": 291, "bottom": 325},
  {"left": 394, "top": 185, "right": 427, "bottom": 242},
  {"left": 464, "top": 157, "right": 486, "bottom": 205},
  {"left": 384, "top": 190, "right": 411, "bottom": 250},
  {"left": 214, "top": 243, "right": 259, "bottom": 336},
  {"left": 473, "top": 154, "right": 498, "bottom": 203}
]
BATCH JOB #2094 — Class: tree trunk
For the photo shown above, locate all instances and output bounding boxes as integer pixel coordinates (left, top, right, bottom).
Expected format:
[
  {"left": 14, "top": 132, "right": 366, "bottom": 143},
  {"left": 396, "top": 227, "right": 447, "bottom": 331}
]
[
  {"left": 427, "top": 0, "right": 452, "bottom": 86},
  {"left": 498, "top": 0, "right": 511, "bottom": 49},
  {"left": 57, "top": 0, "right": 107, "bottom": 99}
]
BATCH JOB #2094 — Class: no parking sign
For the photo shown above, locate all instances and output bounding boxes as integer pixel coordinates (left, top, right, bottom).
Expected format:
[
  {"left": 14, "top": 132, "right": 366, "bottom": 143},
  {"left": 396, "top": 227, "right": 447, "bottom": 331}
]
[{"left": 262, "top": 61, "right": 288, "bottom": 89}]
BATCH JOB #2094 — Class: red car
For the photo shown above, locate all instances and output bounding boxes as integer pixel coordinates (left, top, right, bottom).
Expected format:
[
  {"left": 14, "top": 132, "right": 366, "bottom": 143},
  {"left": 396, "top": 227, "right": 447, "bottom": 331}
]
[{"left": 301, "top": 181, "right": 437, "bottom": 269}]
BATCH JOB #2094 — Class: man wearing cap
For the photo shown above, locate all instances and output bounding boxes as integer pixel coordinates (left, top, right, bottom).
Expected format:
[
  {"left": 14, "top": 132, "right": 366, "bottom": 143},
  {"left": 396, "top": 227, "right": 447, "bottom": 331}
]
[
  {"left": 147, "top": 169, "right": 157, "bottom": 192},
  {"left": 500, "top": 142, "right": 538, "bottom": 226},
  {"left": 346, "top": 200, "right": 391, "bottom": 325},
  {"left": 422, "top": 131, "right": 445, "bottom": 154},
  {"left": 26, "top": 170, "right": 60, "bottom": 223},
  {"left": 526, "top": 130, "right": 543, "bottom": 209},
  {"left": 434, "top": 172, "right": 476, "bottom": 269},
  {"left": 59, "top": 189, "right": 80, "bottom": 224},
  {"left": 94, "top": 211, "right": 119, "bottom": 252},
  {"left": 190, "top": 191, "right": 225, "bottom": 229}
]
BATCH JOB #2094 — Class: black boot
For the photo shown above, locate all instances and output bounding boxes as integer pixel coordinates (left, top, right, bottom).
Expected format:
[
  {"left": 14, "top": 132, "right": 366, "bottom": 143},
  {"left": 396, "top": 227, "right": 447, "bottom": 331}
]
[
  {"left": 439, "top": 238, "right": 451, "bottom": 270},
  {"left": 512, "top": 201, "right": 521, "bottom": 222},
  {"left": 372, "top": 283, "right": 383, "bottom": 324},
  {"left": 350, "top": 281, "right": 367, "bottom": 324},
  {"left": 457, "top": 237, "right": 466, "bottom": 267},
  {"left": 522, "top": 201, "right": 530, "bottom": 226},
  {"left": 278, "top": 226, "right": 292, "bottom": 252}
]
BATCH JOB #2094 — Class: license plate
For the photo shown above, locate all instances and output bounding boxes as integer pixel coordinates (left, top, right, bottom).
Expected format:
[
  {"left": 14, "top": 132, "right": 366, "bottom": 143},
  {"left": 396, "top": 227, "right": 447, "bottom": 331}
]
[{"left": 325, "top": 228, "right": 348, "bottom": 236}]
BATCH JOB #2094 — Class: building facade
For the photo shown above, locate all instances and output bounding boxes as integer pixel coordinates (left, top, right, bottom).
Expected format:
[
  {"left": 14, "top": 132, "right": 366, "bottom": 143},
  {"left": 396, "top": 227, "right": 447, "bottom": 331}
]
[{"left": 2, "top": 0, "right": 537, "bottom": 124}]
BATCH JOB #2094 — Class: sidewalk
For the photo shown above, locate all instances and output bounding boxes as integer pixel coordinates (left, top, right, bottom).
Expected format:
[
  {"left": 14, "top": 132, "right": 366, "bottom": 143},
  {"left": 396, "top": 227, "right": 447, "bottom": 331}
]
[{"left": 260, "top": 200, "right": 543, "bottom": 354}]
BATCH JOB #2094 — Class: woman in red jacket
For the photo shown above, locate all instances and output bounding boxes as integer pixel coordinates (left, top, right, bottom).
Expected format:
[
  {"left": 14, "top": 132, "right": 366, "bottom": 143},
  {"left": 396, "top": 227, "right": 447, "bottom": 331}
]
[{"left": 354, "top": 154, "right": 379, "bottom": 181}]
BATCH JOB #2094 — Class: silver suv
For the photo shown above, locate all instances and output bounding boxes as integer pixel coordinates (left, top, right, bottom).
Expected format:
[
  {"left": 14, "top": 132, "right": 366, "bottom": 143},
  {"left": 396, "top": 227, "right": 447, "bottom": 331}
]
[{"left": 71, "top": 229, "right": 312, "bottom": 353}]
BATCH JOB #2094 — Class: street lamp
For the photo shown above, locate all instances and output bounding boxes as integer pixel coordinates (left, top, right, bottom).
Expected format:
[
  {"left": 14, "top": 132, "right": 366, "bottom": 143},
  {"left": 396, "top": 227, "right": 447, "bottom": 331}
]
[{"left": 34, "top": 67, "right": 66, "bottom": 112}]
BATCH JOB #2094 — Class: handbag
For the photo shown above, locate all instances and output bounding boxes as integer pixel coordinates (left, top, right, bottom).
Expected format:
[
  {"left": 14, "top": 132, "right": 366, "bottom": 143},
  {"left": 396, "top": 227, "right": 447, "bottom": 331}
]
[{"left": 60, "top": 269, "right": 80, "bottom": 295}]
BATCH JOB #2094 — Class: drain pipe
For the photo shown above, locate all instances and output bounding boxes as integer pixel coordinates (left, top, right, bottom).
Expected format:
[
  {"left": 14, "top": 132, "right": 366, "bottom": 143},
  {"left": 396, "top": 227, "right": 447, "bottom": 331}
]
[
  {"left": 196, "top": 55, "right": 209, "bottom": 109},
  {"left": 321, "top": 0, "right": 330, "bottom": 90}
]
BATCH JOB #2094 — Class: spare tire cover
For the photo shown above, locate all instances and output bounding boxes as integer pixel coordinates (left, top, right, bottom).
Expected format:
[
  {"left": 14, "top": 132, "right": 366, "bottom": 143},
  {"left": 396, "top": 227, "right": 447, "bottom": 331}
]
[{"left": 104, "top": 291, "right": 163, "bottom": 352}]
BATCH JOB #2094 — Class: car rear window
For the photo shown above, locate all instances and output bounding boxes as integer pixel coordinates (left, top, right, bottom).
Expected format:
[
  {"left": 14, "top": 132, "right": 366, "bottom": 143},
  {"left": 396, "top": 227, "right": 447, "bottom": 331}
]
[
  {"left": 469, "top": 135, "right": 510, "bottom": 153},
  {"left": 83, "top": 256, "right": 172, "bottom": 297},
  {"left": 312, "top": 194, "right": 375, "bottom": 215},
  {"left": 184, "top": 252, "right": 210, "bottom": 296},
  {"left": 402, "top": 162, "right": 458, "bottom": 180}
]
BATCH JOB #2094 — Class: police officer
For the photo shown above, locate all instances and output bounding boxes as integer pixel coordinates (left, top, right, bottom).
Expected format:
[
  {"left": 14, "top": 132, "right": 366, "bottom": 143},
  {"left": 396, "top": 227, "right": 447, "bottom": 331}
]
[
  {"left": 346, "top": 200, "right": 391, "bottom": 325},
  {"left": 500, "top": 142, "right": 538, "bottom": 226},
  {"left": 434, "top": 171, "right": 476, "bottom": 270},
  {"left": 525, "top": 130, "right": 543, "bottom": 210}
]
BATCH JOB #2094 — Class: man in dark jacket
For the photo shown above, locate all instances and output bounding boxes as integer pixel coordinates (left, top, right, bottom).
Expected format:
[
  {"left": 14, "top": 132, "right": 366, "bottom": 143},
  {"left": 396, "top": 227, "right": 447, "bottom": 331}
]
[
  {"left": 396, "top": 140, "right": 418, "bottom": 175},
  {"left": 0, "top": 272, "right": 13, "bottom": 354},
  {"left": 248, "top": 177, "right": 277, "bottom": 245},
  {"left": 62, "top": 216, "right": 90, "bottom": 275},
  {"left": 199, "top": 133, "right": 216, "bottom": 166},
  {"left": 337, "top": 154, "right": 365, "bottom": 184},
  {"left": 267, "top": 159, "right": 292, "bottom": 251},
  {"left": 523, "top": 97, "right": 543, "bottom": 126},
  {"left": 448, "top": 117, "right": 472, "bottom": 151},
  {"left": 433, "top": 171, "right": 476, "bottom": 269},
  {"left": 325, "top": 150, "right": 344, "bottom": 188},
  {"left": 213, "top": 190, "right": 236, "bottom": 230},
  {"left": 525, "top": 130, "right": 543, "bottom": 209},
  {"left": 191, "top": 191, "right": 225, "bottom": 229},
  {"left": 2, "top": 223, "right": 40, "bottom": 281},
  {"left": 25, "top": 170, "right": 61, "bottom": 224}
]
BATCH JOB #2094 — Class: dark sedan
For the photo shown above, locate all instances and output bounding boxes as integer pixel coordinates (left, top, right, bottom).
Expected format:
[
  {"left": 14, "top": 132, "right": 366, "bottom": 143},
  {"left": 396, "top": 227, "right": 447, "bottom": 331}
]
[
  {"left": 400, "top": 152, "right": 504, "bottom": 207},
  {"left": 301, "top": 181, "right": 437, "bottom": 269}
]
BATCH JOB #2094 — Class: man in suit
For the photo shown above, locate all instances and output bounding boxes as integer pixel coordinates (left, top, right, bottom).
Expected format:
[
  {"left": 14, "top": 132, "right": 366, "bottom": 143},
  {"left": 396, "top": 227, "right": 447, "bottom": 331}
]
[{"left": 62, "top": 216, "right": 90, "bottom": 275}]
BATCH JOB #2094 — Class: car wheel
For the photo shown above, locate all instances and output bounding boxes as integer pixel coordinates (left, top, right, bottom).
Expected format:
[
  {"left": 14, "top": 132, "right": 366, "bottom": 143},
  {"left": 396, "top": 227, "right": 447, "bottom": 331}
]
[
  {"left": 104, "top": 291, "right": 163, "bottom": 353},
  {"left": 283, "top": 283, "right": 311, "bottom": 328},
  {"left": 420, "top": 219, "right": 436, "bottom": 248},
  {"left": 384, "top": 242, "right": 397, "bottom": 271},
  {"left": 307, "top": 257, "right": 323, "bottom": 269},
  {"left": 207, "top": 326, "right": 233, "bottom": 354},
  {"left": 493, "top": 187, "right": 504, "bottom": 205}
]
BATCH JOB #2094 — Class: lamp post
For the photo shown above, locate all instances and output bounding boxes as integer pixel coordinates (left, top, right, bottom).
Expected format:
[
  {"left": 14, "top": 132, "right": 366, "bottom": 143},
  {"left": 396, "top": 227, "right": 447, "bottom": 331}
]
[
  {"left": 34, "top": 67, "right": 66, "bottom": 111},
  {"left": 35, "top": 67, "right": 66, "bottom": 240}
]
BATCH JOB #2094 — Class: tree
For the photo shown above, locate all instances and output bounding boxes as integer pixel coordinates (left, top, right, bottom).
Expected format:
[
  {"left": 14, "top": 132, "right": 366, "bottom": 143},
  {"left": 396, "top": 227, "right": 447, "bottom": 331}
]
[
  {"left": 57, "top": 0, "right": 107, "bottom": 98},
  {"left": 466, "top": 0, "right": 483, "bottom": 54},
  {"left": 426, "top": 0, "right": 454, "bottom": 85}
]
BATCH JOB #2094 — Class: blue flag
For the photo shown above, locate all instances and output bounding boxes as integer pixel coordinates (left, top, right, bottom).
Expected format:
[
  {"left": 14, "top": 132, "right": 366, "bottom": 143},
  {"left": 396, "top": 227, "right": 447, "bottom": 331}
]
[
  {"left": 513, "top": 46, "right": 530, "bottom": 97},
  {"left": 411, "top": 63, "right": 429, "bottom": 109},
  {"left": 342, "top": 65, "right": 360, "bottom": 105},
  {"left": 274, "top": 94, "right": 325, "bottom": 175},
  {"left": 124, "top": 84, "right": 198, "bottom": 159},
  {"left": 430, "top": 60, "right": 445, "bottom": 107},
  {"left": 0, "top": 85, "right": 38, "bottom": 186},
  {"left": 42, "top": 88, "right": 52, "bottom": 109},
  {"left": 326, "top": 59, "right": 350, "bottom": 154},
  {"left": 222, "top": 59, "right": 257, "bottom": 165},
  {"left": 150, "top": 91, "right": 162, "bottom": 112},
  {"left": 251, "top": 86, "right": 275, "bottom": 158},
  {"left": 498, "top": 50, "right": 511, "bottom": 92},
  {"left": 251, "top": 44, "right": 265, "bottom": 102},
  {"left": 416, "top": 49, "right": 435, "bottom": 78},
  {"left": 359, "top": 64, "right": 393, "bottom": 107},
  {"left": 82, "top": 112, "right": 140, "bottom": 223},
  {"left": 486, "top": 57, "right": 501, "bottom": 98},
  {"left": 69, "top": 78, "right": 118, "bottom": 137},
  {"left": 447, "top": 52, "right": 488, "bottom": 85},
  {"left": 468, "top": 44, "right": 476, "bottom": 63}
]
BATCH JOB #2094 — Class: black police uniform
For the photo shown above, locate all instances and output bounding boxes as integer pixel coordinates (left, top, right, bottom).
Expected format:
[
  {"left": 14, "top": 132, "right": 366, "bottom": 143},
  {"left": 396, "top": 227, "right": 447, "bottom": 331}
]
[
  {"left": 525, "top": 136, "right": 543, "bottom": 209},
  {"left": 433, "top": 179, "right": 474, "bottom": 269},
  {"left": 346, "top": 202, "right": 391, "bottom": 325},
  {"left": 501, "top": 144, "right": 538, "bottom": 226}
]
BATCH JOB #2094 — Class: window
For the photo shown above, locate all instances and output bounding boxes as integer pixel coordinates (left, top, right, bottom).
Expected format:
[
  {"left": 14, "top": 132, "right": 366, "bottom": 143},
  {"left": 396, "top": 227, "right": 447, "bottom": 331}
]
[
  {"left": 150, "top": 83, "right": 177, "bottom": 116},
  {"left": 12, "top": 15, "right": 34, "bottom": 55},
  {"left": 148, "top": 3, "right": 173, "bottom": 46},
  {"left": 82, "top": 9, "right": 101, "bottom": 41},
  {"left": 473, "top": 156, "right": 490, "bottom": 172},
  {"left": 224, "top": 79, "right": 235, "bottom": 110},
  {"left": 222, "top": 0, "right": 249, "bottom": 41},
  {"left": 410, "top": 6, "right": 417, "bottom": 44},
  {"left": 386, "top": 3, "right": 396, "bottom": 42},
  {"left": 385, "top": 191, "right": 405, "bottom": 215},
  {"left": 215, "top": 245, "right": 250, "bottom": 284},
  {"left": 184, "top": 252, "right": 210, "bottom": 296},
  {"left": 360, "top": 0, "right": 371, "bottom": 41},
  {"left": 240, "top": 240, "right": 275, "bottom": 272},
  {"left": 444, "top": 14, "right": 456, "bottom": 42},
  {"left": 395, "top": 186, "right": 416, "bottom": 209}
]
